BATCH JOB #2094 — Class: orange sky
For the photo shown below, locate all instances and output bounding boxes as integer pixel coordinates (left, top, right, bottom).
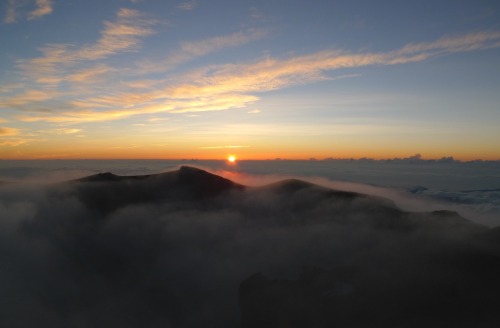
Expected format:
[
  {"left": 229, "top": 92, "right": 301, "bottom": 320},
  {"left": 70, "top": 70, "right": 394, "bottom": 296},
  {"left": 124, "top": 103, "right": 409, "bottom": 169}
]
[{"left": 1, "top": 2, "right": 500, "bottom": 161}]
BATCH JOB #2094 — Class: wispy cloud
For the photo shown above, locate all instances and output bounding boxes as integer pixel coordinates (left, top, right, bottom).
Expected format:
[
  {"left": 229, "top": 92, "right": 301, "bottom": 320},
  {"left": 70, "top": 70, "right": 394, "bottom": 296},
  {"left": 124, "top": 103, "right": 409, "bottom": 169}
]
[
  {"left": 4, "top": 0, "right": 18, "bottom": 23},
  {"left": 67, "top": 65, "right": 114, "bottom": 83},
  {"left": 180, "top": 29, "right": 266, "bottom": 57},
  {"left": 82, "top": 8, "right": 154, "bottom": 56},
  {"left": 0, "top": 127, "right": 20, "bottom": 136},
  {"left": 394, "top": 31, "right": 500, "bottom": 58},
  {"left": 0, "top": 127, "right": 38, "bottom": 149},
  {"left": 28, "top": 0, "right": 53, "bottom": 20},
  {"left": 0, "top": 89, "right": 55, "bottom": 107},
  {"left": 17, "top": 94, "right": 259, "bottom": 123},
  {"left": 148, "top": 117, "right": 169, "bottom": 122},
  {"left": 0, "top": 139, "right": 29, "bottom": 147},
  {"left": 46, "top": 128, "right": 82, "bottom": 135},
  {"left": 4, "top": 0, "right": 54, "bottom": 23},
  {"left": 18, "top": 8, "right": 155, "bottom": 85},
  {"left": 161, "top": 31, "right": 500, "bottom": 98},
  {"left": 7, "top": 30, "right": 500, "bottom": 125},
  {"left": 125, "top": 80, "right": 159, "bottom": 89},
  {"left": 139, "top": 29, "right": 267, "bottom": 73},
  {"left": 0, "top": 83, "right": 23, "bottom": 93},
  {"left": 177, "top": 1, "right": 197, "bottom": 11}
]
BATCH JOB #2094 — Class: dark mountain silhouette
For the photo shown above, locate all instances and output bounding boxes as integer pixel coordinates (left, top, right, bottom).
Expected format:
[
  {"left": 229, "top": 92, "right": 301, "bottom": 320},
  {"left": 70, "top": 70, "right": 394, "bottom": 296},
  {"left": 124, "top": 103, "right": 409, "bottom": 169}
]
[
  {"left": 67, "top": 166, "right": 245, "bottom": 214},
  {"left": 248, "top": 174, "right": 484, "bottom": 235},
  {"left": 2, "top": 166, "right": 500, "bottom": 327},
  {"left": 68, "top": 167, "right": 483, "bottom": 233}
]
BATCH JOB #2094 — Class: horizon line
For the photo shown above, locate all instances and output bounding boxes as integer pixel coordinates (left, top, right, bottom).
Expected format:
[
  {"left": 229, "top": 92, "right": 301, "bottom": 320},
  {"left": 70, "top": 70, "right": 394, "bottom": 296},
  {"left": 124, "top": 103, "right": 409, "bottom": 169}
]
[{"left": 1, "top": 156, "right": 499, "bottom": 162}]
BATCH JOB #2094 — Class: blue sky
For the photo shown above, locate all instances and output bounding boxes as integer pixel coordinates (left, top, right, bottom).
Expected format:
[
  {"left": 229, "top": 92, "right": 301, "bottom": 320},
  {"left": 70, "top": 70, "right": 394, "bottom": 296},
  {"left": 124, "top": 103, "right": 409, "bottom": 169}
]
[{"left": 1, "top": 0, "right": 499, "bottom": 159}]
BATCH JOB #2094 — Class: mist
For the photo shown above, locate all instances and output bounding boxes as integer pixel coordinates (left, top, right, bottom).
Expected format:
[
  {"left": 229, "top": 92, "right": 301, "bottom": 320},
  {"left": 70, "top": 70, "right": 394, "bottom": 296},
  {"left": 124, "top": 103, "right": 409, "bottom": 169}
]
[
  {"left": 0, "top": 165, "right": 499, "bottom": 327},
  {"left": 215, "top": 168, "right": 499, "bottom": 227}
]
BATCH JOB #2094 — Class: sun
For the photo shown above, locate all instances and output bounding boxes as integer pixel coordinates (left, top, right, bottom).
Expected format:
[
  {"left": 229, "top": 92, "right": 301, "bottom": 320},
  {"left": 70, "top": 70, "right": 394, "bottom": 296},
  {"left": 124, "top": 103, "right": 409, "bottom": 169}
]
[{"left": 227, "top": 155, "right": 236, "bottom": 163}]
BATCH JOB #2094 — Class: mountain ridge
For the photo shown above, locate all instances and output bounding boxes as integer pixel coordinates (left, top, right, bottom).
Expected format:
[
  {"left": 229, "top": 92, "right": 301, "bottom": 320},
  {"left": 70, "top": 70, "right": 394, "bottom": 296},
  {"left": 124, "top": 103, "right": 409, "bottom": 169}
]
[{"left": 64, "top": 166, "right": 485, "bottom": 235}]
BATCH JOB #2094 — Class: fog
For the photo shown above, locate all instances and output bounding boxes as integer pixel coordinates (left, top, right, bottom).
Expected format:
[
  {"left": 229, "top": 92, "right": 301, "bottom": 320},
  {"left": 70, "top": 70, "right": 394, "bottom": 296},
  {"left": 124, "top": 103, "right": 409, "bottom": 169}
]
[
  {"left": 1, "top": 160, "right": 498, "bottom": 229},
  {"left": 215, "top": 169, "right": 499, "bottom": 227},
  {"left": 1, "top": 159, "right": 498, "bottom": 226},
  {"left": 0, "top": 164, "right": 499, "bottom": 327}
]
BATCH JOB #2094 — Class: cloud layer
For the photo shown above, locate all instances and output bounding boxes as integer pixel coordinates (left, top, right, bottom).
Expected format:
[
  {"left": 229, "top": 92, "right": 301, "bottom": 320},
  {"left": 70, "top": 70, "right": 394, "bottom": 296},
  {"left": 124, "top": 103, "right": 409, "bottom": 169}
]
[{"left": 0, "top": 167, "right": 499, "bottom": 327}]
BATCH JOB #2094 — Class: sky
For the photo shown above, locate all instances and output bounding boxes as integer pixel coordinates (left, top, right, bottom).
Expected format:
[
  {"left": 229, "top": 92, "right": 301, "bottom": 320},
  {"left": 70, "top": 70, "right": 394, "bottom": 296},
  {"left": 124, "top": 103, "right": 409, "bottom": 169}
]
[{"left": 0, "top": 0, "right": 499, "bottom": 160}]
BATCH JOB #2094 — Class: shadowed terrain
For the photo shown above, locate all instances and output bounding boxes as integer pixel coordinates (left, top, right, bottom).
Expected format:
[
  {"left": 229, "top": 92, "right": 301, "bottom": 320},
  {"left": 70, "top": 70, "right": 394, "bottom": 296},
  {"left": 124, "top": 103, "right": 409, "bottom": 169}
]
[
  {"left": 69, "top": 166, "right": 245, "bottom": 214},
  {"left": 0, "top": 166, "right": 499, "bottom": 327}
]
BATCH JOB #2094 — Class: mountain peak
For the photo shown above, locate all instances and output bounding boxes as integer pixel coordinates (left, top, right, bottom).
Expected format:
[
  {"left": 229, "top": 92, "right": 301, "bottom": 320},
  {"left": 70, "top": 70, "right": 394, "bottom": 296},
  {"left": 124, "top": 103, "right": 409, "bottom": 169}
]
[
  {"left": 176, "top": 166, "right": 245, "bottom": 196},
  {"left": 68, "top": 166, "right": 245, "bottom": 215},
  {"left": 75, "top": 172, "right": 119, "bottom": 182}
]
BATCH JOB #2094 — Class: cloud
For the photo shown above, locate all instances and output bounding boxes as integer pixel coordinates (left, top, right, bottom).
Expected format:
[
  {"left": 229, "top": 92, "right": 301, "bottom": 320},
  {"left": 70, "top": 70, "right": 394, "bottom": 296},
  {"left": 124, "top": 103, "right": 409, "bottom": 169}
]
[
  {"left": 0, "top": 83, "right": 23, "bottom": 93},
  {"left": 17, "top": 94, "right": 259, "bottom": 123},
  {"left": 0, "top": 89, "right": 55, "bottom": 107},
  {"left": 3, "top": 0, "right": 17, "bottom": 23},
  {"left": 147, "top": 117, "right": 169, "bottom": 122},
  {"left": 0, "top": 127, "right": 34, "bottom": 147},
  {"left": 5, "top": 30, "right": 500, "bottom": 126},
  {"left": 48, "top": 128, "right": 82, "bottom": 135},
  {"left": 75, "top": 8, "right": 155, "bottom": 60},
  {"left": 180, "top": 29, "right": 266, "bottom": 57},
  {"left": 177, "top": 0, "right": 197, "bottom": 11},
  {"left": 67, "top": 65, "right": 114, "bottom": 83},
  {"left": 27, "top": 0, "right": 53, "bottom": 20},
  {"left": 125, "top": 80, "right": 159, "bottom": 89},
  {"left": 139, "top": 29, "right": 267, "bottom": 73},
  {"left": 0, "top": 139, "right": 30, "bottom": 147},
  {"left": 183, "top": 31, "right": 500, "bottom": 96},
  {"left": 0, "top": 127, "right": 20, "bottom": 136},
  {"left": 17, "top": 8, "right": 155, "bottom": 85},
  {"left": 4, "top": 0, "right": 54, "bottom": 23},
  {"left": 394, "top": 31, "right": 500, "bottom": 58},
  {"left": 0, "top": 168, "right": 498, "bottom": 327}
]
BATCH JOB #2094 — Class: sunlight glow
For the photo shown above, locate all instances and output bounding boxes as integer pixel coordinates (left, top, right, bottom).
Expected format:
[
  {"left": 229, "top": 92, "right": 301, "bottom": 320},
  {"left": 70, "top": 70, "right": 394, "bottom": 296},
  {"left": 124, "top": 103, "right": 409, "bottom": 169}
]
[
  {"left": 1, "top": 2, "right": 499, "bottom": 160},
  {"left": 228, "top": 155, "right": 236, "bottom": 163}
]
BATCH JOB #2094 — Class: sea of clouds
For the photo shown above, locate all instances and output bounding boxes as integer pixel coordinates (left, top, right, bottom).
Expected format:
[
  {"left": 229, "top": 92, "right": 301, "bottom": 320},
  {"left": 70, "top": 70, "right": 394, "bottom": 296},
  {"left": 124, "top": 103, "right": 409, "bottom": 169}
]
[
  {"left": 0, "top": 159, "right": 499, "bottom": 327},
  {"left": 1, "top": 159, "right": 498, "bottom": 226}
]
